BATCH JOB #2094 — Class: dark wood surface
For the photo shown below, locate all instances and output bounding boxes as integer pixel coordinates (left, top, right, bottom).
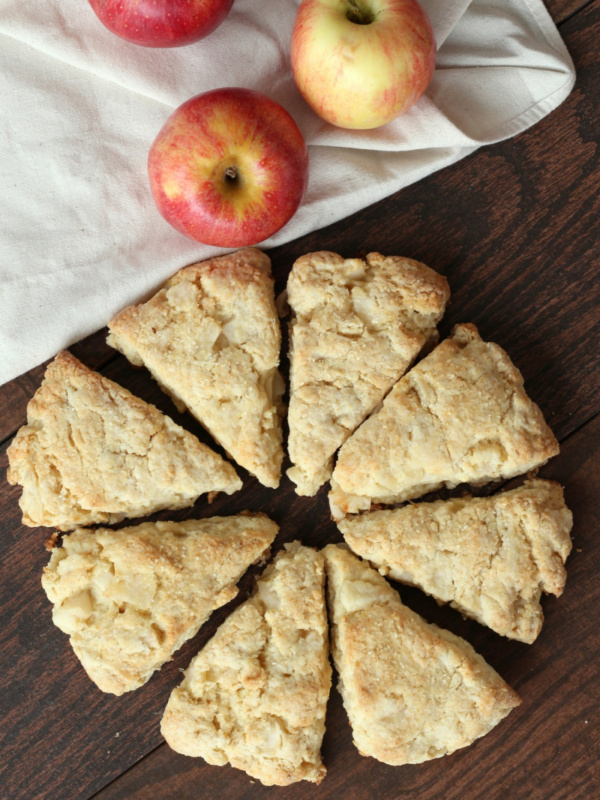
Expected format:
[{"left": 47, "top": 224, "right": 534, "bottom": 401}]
[{"left": 1, "top": 1, "right": 599, "bottom": 798}]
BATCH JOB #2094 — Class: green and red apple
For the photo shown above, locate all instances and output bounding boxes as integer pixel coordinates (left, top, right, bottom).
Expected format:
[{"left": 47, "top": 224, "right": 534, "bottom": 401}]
[
  {"left": 87, "top": 0, "right": 233, "bottom": 47},
  {"left": 291, "top": 0, "right": 436, "bottom": 129},
  {"left": 148, "top": 88, "right": 309, "bottom": 247}
]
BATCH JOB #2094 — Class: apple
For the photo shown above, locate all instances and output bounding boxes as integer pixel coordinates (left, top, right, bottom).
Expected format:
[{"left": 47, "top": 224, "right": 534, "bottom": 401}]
[
  {"left": 148, "top": 88, "right": 309, "bottom": 247},
  {"left": 291, "top": 0, "right": 436, "bottom": 129},
  {"left": 87, "top": 0, "right": 233, "bottom": 47}
]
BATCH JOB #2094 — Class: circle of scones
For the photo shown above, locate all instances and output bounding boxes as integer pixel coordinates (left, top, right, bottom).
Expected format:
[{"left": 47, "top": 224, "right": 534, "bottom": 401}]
[{"left": 7, "top": 248, "right": 571, "bottom": 786}]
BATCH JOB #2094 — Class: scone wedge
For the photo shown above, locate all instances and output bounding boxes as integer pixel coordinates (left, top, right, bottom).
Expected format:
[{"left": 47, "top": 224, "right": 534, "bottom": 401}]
[
  {"left": 161, "top": 542, "right": 332, "bottom": 786},
  {"left": 340, "top": 479, "right": 573, "bottom": 643},
  {"left": 107, "top": 248, "right": 284, "bottom": 488},
  {"left": 330, "top": 323, "right": 559, "bottom": 519},
  {"left": 42, "top": 514, "right": 277, "bottom": 695},
  {"left": 287, "top": 251, "right": 450, "bottom": 495},
  {"left": 7, "top": 352, "right": 241, "bottom": 531},
  {"left": 323, "top": 545, "right": 521, "bottom": 765}
]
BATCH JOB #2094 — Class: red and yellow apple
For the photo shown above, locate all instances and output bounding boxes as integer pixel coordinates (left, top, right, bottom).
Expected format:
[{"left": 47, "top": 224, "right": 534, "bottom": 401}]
[
  {"left": 87, "top": 0, "right": 233, "bottom": 47},
  {"left": 291, "top": 0, "right": 436, "bottom": 129},
  {"left": 148, "top": 88, "right": 309, "bottom": 247}
]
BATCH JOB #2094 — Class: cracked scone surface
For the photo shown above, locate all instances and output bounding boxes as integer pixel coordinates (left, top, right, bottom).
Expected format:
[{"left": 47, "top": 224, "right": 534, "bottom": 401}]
[
  {"left": 107, "top": 248, "right": 284, "bottom": 488},
  {"left": 6, "top": 352, "right": 241, "bottom": 531},
  {"left": 41, "top": 514, "right": 277, "bottom": 695},
  {"left": 330, "top": 323, "right": 559, "bottom": 518},
  {"left": 340, "top": 479, "right": 573, "bottom": 643},
  {"left": 286, "top": 251, "right": 450, "bottom": 495},
  {"left": 161, "top": 542, "right": 331, "bottom": 786},
  {"left": 323, "top": 545, "right": 520, "bottom": 765}
]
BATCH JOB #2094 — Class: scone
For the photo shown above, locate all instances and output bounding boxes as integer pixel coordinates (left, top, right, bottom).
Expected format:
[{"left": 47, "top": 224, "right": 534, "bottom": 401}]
[
  {"left": 7, "top": 352, "right": 241, "bottom": 531},
  {"left": 323, "top": 545, "right": 521, "bottom": 765},
  {"left": 286, "top": 251, "right": 450, "bottom": 495},
  {"left": 107, "top": 248, "right": 284, "bottom": 488},
  {"left": 42, "top": 514, "right": 277, "bottom": 695},
  {"left": 339, "top": 479, "right": 573, "bottom": 643},
  {"left": 329, "top": 324, "right": 559, "bottom": 519},
  {"left": 161, "top": 542, "right": 331, "bottom": 786}
]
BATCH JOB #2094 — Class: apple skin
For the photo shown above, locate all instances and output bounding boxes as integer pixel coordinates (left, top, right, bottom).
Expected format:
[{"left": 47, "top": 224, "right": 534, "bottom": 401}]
[
  {"left": 291, "top": 0, "right": 436, "bottom": 129},
  {"left": 87, "top": 0, "right": 233, "bottom": 48},
  {"left": 148, "top": 88, "right": 309, "bottom": 247}
]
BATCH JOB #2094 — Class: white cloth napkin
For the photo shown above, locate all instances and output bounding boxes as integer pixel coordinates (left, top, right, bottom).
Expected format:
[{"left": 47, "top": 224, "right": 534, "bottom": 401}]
[{"left": 0, "top": 0, "right": 574, "bottom": 386}]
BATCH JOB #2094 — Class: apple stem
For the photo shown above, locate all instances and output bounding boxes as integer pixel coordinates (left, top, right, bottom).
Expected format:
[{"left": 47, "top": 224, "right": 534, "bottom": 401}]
[
  {"left": 224, "top": 166, "right": 238, "bottom": 183},
  {"left": 346, "top": 0, "right": 374, "bottom": 24}
]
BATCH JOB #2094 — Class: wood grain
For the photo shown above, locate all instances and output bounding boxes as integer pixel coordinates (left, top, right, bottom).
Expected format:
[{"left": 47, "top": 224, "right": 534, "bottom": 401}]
[
  {"left": 549, "top": 0, "right": 595, "bottom": 23},
  {"left": 0, "top": 1, "right": 598, "bottom": 799}
]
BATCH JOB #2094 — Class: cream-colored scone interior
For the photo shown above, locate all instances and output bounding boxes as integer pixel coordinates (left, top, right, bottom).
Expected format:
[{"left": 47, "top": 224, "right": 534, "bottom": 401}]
[
  {"left": 340, "top": 479, "right": 573, "bottom": 643},
  {"left": 323, "top": 545, "right": 520, "bottom": 766},
  {"left": 161, "top": 542, "right": 331, "bottom": 786},
  {"left": 107, "top": 248, "right": 284, "bottom": 489},
  {"left": 41, "top": 515, "right": 277, "bottom": 695},
  {"left": 6, "top": 351, "right": 242, "bottom": 531},
  {"left": 286, "top": 251, "right": 450, "bottom": 495},
  {"left": 329, "top": 323, "right": 559, "bottom": 519}
]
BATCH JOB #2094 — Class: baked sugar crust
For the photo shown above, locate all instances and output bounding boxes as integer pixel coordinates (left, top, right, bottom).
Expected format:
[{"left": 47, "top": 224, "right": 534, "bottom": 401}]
[
  {"left": 161, "top": 542, "right": 331, "bottom": 786},
  {"left": 323, "top": 544, "right": 521, "bottom": 765},
  {"left": 339, "top": 479, "right": 573, "bottom": 643},
  {"left": 287, "top": 251, "right": 449, "bottom": 495},
  {"left": 330, "top": 324, "right": 559, "bottom": 519},
  {"left": 107, "top": 248, "right": 284, "bottom": 488},
  {"left": 42, "top": 514, "right": 277, "bottom": 695},
  {"left": 7, "top": 351, "right": 242, "bottom": 531}
]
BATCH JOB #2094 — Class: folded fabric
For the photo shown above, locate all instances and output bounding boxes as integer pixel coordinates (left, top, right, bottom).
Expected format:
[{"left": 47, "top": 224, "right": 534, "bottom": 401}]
[{"left": 0, "top": 0, "right": 575, "bottom": 385}]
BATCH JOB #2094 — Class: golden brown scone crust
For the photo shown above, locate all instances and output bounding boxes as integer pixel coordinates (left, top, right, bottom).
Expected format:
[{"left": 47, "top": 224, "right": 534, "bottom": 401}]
[
  {"left": 161, "top": 542, "right": 331, "bottom": 786},
  {"left": 340, "top": 479, "right": 573, "bottom": 643},
  {"left": 41, "top": 514, "right": 277, "bottom": 695},
  {"left": 330, "top": 324, "right": 559, "bottom": 518},
  {"left": 6, "top": 352, "right": 241, "bottom": 531},
  {"left": 286, "top": 252, "right": 450, "bottom": 495},
  {"left": 323, "top": 545, "right": 520, "bottom": 765},
  {"left": 107, "top": 248, "right": 284, "bottom": 488}
]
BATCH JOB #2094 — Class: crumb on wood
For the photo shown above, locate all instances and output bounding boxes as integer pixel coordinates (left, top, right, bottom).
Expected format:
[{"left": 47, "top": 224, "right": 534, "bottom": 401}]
[
  {"left": 45, "top": 532, "right": 59, "bottom": 551},
  {"left": 275, "top": 289, "right": 289, "bottom": 318},
  {"left": 256, "top": 546, "right": 272, "bottom": 567}
]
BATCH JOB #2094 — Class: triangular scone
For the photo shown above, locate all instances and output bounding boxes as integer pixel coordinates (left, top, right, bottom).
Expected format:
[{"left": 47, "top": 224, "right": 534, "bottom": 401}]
[
  {"left": 329, "top": 324, "right": 559, "bottom": 519},
  {"left": 41, "top": 514, "right": 277, "bottom": 695},
  {"left": 6, "top": 352, "right": 241, "bottom": 531},
  {"left": 107, "top": 248, "right": 284, "bottom": 488},
  {"left": 340, "top": 479, "right": 573, "bottom": 643},
  {"left": 323, "top": 545, "right": 520, "bottom": 765},
  {"left": 161, "top": 542, "right": 331, "bottom": 786},
  {"left": 286, "top": 251, "right": 450, "bottom": 495}
]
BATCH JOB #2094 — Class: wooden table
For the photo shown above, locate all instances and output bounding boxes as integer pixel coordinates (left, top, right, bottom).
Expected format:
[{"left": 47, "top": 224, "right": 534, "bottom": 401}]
[{"left": 1, "top": 1, "right": 599, "bottom": 797}]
